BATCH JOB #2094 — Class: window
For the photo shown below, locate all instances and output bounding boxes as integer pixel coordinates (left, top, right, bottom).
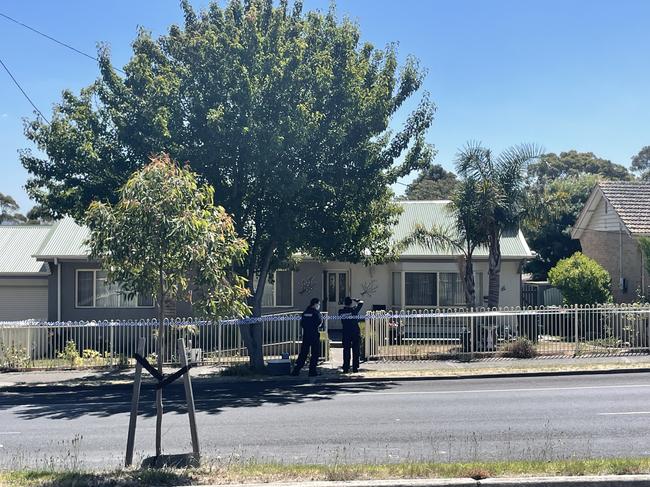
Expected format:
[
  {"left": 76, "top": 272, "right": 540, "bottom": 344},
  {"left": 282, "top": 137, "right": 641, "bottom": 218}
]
[
  {"left": 405, "top": 272, "right": 437, "bottom": 307},
  {"left": 258, "top": 270, "right": 293, "bottom": 307},
  {"left": 76, "top": 270, "right": 154, "bottom": 308},
  {"left": 439, "top": 273, "right": 465, "bottom": 307},
  {"left": 439, "top": 272, "right": 484, "bottom": 307}
]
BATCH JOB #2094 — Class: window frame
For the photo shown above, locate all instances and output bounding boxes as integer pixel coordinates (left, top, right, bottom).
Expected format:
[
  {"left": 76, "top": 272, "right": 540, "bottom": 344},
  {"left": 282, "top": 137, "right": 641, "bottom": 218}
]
[
  {"left": 75, "top": 269, "right": 155, "bottom": 309},
  {"left": 403, "top": 271, "right": 438, "bottom": 308},
  {"left": 391, "top": 270, "right": 484, "bottom": 309},
  {"left": 257, "top": 270, "right": 294, "bottom": 308}
]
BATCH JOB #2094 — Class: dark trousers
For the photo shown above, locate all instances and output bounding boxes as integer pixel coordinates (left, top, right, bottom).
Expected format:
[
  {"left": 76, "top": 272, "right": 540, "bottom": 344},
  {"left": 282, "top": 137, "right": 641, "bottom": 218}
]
[
  {"left": 294, "top": 331, "right": 320, "bottom": 374},
  {"left": 342, "top": 327, "right": 361, "bottom": 372}
]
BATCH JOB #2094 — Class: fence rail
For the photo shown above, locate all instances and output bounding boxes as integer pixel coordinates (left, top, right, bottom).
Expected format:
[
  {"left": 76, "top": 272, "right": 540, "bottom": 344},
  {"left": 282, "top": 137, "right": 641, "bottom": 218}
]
[
  {"left": 364, "top": 304, "right": 650, "bottom": 361},
  {"left": 0, "top": 314, "right": 330, "bottom": 370}
]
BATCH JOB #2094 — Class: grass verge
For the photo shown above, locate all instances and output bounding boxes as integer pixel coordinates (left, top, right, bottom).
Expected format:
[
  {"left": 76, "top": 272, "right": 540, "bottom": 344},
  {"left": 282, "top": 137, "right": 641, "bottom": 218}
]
[{"left": 3, "top": 457, "right": 650, "bottom": 486}]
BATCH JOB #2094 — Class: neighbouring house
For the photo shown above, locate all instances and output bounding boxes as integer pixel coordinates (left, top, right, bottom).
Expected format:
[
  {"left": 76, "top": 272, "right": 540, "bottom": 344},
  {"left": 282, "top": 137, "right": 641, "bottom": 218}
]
[
  {"left": 0, "top": 200, "right": 533, "bottom": 323},
  {"left": 0, "top": 225, "right": 51, "bottom": 320},
  {"left": 572, "top": 181, "right": 650, "bottom": 303}
]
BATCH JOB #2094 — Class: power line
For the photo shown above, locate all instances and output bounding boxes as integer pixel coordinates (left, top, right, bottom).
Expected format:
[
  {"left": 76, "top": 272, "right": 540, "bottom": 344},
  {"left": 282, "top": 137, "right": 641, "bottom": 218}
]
[
  {"left": 0, "top": 12, "right": 125, "bottom": 74},
  {"left": 0, "top": 56, "right": 49, "bottom": 122}
]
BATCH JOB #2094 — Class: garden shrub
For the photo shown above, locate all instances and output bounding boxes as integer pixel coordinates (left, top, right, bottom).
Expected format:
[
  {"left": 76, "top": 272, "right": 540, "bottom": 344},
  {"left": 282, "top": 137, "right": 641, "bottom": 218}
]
[
  {"left": 504, "top": 337, "right": 537, "bottom": 358},
  {"left": 548, "top": 252, "right": 613, "bottom": 305},
  {"left": 57, "top": 340, "right": 82, "bottom": 367}
]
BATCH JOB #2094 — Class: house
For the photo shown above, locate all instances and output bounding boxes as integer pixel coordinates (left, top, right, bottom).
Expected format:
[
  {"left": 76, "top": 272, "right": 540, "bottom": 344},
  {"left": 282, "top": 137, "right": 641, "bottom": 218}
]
[
  {"left": 0, "top": 200, "right": 533, "bottom": 323},
  {"left": 572, "top": 181, "right": 650, "bottom": 303},
  {"left": 0, "top": 225, "right": 51, "bottom": 320}
]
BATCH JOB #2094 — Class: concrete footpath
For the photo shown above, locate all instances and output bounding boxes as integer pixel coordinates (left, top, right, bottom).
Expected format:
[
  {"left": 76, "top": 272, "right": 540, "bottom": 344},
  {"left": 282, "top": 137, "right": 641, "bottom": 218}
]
[
  {"left": 3, "top": 353, "right": 650, "bottom": 388},
  {"left": 191, "top": 475, "right": 650, "bottom": 486}
]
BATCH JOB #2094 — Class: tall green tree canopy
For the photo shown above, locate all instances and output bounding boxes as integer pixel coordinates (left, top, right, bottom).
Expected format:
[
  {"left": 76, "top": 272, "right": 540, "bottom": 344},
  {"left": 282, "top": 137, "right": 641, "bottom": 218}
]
[
  {"left": 403, "top": 164, "right": 458, "bottom": 200},
  {"left": 523, "top": 151, "right": 632, "bottom": 278},
  {"left": 528, "top": 150, "right": 631, "bottom": 184},
  {"left": 21, "top": 0, "right": 434, "bottom": 319},
  {"left": 631, "top": 146, "right": 650, "bottom": 180},
  {"left": 0, "top": 193, "right": 26, "bottom": 224}
]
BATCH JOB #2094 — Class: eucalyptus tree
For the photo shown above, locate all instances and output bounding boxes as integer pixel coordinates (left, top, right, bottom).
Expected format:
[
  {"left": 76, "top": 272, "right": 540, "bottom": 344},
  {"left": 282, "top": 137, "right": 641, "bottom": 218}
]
[
  {"left": 21, "top": 0, "right": 435, "bottom": 368},
  {"left": 86, "top": 154, "right": 249, "bottom": 457}
]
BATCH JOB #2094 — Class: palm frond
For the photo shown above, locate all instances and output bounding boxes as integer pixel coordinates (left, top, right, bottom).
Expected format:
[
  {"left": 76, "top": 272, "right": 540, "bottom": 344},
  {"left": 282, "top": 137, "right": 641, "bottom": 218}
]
[
  {"left": 399, "top": 223, "right": 462, "bottom": 254},
  {"left": 454, "top": 141, "right": 490, "bottom": 180}
]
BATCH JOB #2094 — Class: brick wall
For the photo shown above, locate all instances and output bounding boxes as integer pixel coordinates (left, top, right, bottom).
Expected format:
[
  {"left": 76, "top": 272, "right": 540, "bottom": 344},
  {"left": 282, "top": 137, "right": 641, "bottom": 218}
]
[{"left": 579, "top": 229, "right": 650, "bottom": 303}]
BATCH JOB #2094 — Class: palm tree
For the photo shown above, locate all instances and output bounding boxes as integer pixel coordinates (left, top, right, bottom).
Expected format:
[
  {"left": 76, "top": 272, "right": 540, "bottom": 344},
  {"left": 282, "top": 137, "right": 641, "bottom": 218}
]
[
  {"left": 402, "top": 177, "right": 490, "bottom": 308},
  {"left": 455, "top": 142, "right": 542, "bottom": 308}
]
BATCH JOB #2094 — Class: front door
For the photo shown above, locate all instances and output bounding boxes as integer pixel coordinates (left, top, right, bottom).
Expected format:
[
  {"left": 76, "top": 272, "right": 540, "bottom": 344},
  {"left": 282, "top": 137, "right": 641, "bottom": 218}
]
[{"left": 325, "top": 271, "right": 348, "bottom": 312}]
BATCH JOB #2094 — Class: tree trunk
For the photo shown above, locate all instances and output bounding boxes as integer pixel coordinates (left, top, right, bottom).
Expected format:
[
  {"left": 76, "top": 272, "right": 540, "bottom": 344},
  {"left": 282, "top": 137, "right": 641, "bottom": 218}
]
[
  {"left": 487, "top": 228, "right": 502, "bottom": 309},
  {"left": 460, "top": 254, "right": 476, "bottom": 309},
  {"left": 239, "top": 243, "right": 275, "bottom": 371}
]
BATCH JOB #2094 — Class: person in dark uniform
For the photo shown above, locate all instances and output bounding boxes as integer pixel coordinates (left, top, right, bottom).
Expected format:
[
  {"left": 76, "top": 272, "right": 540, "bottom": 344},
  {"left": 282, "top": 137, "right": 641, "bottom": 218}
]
[
  {"left": 291, "top": 298, "right": 323, "bottom": 377},
  {"left": 339, "top": 297, "right": 364, "bottom": 373}
]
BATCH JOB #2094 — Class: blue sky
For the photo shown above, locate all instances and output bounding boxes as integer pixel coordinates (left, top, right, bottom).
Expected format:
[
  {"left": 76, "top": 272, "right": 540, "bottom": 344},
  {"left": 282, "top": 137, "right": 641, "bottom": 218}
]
[{"left": 1, "top": 0, "right": 649, "bottom": 212}]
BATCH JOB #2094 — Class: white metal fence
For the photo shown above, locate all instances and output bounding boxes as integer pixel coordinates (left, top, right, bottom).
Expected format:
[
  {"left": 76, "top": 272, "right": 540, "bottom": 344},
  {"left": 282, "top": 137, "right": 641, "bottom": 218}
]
[
  {"left": 364, "top": 304, "right": 650, "bottom": 360},
  {"left": 0, "top": 313, "right": 330, "bottom": 370}
]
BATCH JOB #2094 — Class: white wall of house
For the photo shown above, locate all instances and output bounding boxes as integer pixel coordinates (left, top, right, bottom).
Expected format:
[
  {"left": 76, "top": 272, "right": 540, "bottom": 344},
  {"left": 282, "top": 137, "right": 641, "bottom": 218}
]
[
  {"left": 258, "top": 258, "right": 523, "bottom": 319},
  {"left": 590, "top": 197, "right": 624, "bottom": 232}
]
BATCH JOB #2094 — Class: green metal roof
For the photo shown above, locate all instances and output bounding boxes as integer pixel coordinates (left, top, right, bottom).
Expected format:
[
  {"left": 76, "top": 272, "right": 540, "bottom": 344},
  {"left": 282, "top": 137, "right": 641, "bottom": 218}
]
[
  {"left": 33, "top": 217, "right": 90, "bottom": 259},
  {"left": 393, "top": 201, "right": 533, "bottom": 258},
  {"left": 26, "top": 202, "right": 532, "bottom": 262},
  {"left": 0, "top": 225, "right": 52, "bottom": 274}
]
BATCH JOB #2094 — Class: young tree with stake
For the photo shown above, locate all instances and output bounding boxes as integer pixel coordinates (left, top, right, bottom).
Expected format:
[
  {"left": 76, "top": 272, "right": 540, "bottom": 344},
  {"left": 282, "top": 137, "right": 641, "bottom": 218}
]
[{"left": 85, "top": 154, "right": 249, "bottom": 459}]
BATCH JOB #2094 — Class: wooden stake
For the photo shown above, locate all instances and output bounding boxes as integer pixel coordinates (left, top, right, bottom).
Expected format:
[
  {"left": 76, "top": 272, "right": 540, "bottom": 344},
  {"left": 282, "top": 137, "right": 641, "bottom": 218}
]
[
  {"left": 125, "top": 337, "right": 145, "bottom": 467},
  {"left": 178, "top": 338, "right": 200, "bottom": 459}
]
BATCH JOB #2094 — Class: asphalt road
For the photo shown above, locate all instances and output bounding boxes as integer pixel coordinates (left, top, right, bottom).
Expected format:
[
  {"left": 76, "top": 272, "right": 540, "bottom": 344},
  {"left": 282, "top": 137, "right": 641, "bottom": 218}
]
[{"left": 2, "top": 373, "right": 650, "bottom": 468}]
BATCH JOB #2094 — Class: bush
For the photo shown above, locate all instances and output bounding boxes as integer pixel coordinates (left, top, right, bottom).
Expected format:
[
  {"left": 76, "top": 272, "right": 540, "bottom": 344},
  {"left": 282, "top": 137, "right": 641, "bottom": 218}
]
[
  {"left": 57, "top": 340, "right": 82, "bottom": 367},
  {"left": 0, "top": 343, "right": 30, "bottom": 369},
  {"left": 548, "top": 252, "right": 613, "bottom": 305},
  {"left": 504, "top": 337, "right": 536, "bottom": 358}
]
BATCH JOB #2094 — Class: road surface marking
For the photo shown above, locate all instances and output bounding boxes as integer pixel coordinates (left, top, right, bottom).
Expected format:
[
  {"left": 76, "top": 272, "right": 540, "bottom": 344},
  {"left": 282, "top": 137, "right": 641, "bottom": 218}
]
[
  {"left": 339, "top": 383, "right": 650, "bottom": 397},
  {"left": 0, "top": 432, "right": 21, "bottom": 435},
  {"left": 598, "top": 411, "right": 650, "bottom": 416}
]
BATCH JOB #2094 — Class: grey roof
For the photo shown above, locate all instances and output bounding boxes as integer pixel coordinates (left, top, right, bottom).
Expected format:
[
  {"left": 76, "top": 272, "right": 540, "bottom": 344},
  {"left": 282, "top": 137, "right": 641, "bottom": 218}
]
[
  {"left": 33, "top": 217, "right": 89, "bottom": 259},
  {"left": 599, "top": 181, "right": 650, "bottom": 235},
  {"left": 393, "top": 201, "right": 533, "bottom": 258},
  {"left": 0, "top": 225, "right": 52, "bottom": 275}
]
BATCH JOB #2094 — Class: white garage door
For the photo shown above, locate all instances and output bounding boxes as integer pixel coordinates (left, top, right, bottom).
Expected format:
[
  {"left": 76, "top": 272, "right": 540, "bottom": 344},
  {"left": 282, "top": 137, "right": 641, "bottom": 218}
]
[{"left": 0, "top": 282, "right": 48, "bottom": 321}]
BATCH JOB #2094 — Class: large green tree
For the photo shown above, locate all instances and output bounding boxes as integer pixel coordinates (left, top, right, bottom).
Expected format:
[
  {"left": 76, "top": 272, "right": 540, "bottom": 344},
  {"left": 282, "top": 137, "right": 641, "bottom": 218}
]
[
  {"left": 0, "top": 193, "right": 26, "bottom": 224},
  {"left": 523, "top": 151, "right": 632, "bottom": 278},
  {"left": 631, "top": 146, "right": 650, "bottom": 179},
  {"left": 21, "top": 0, "right": 434, "bottom": 368},
  {"left": 86, "top": 154, "right": 249, "bottom": 459},
  {"left": 455, "top": 142, "right": 542, "bottom": 308},
  {"left": 528, "top": 150, "right": 631, "bottom": 183},
  {"left": 403, "top": 164, "right": 458, "bottom": 200}
]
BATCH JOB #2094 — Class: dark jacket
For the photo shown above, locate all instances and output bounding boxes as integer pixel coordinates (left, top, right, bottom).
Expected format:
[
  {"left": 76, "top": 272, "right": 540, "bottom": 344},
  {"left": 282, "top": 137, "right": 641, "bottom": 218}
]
[
  {"left": 339, "top": 301, "right": 364, "bottom": 333},
  {"left": 300, "top": 306, "right": 323, "bottom": 335}
]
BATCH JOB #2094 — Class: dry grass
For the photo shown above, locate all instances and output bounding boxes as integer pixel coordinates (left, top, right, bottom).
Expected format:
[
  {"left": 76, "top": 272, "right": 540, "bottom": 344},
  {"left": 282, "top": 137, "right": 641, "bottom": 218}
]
[{"left": 3, "top": 457, "right": 650, "bottom": 486}]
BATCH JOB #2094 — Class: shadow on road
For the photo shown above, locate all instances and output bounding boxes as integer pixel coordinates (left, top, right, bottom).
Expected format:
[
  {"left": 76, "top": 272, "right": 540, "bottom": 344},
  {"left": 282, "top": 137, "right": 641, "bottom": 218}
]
[{"left": 0, "top": 375, "right": 395, "bottom": 421}]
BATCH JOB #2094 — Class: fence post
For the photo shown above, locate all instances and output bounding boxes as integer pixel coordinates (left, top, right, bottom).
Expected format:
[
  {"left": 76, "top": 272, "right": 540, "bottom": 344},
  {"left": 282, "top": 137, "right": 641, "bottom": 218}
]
[
  {"left": 574, "top": 304, "right": 579, "bottom": 350},
  {"left": 365, "top": 314, "right": 371, "bottom": 359},
  {"left": 470, "top": 309, "right": 475, "bottom": 358}
]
